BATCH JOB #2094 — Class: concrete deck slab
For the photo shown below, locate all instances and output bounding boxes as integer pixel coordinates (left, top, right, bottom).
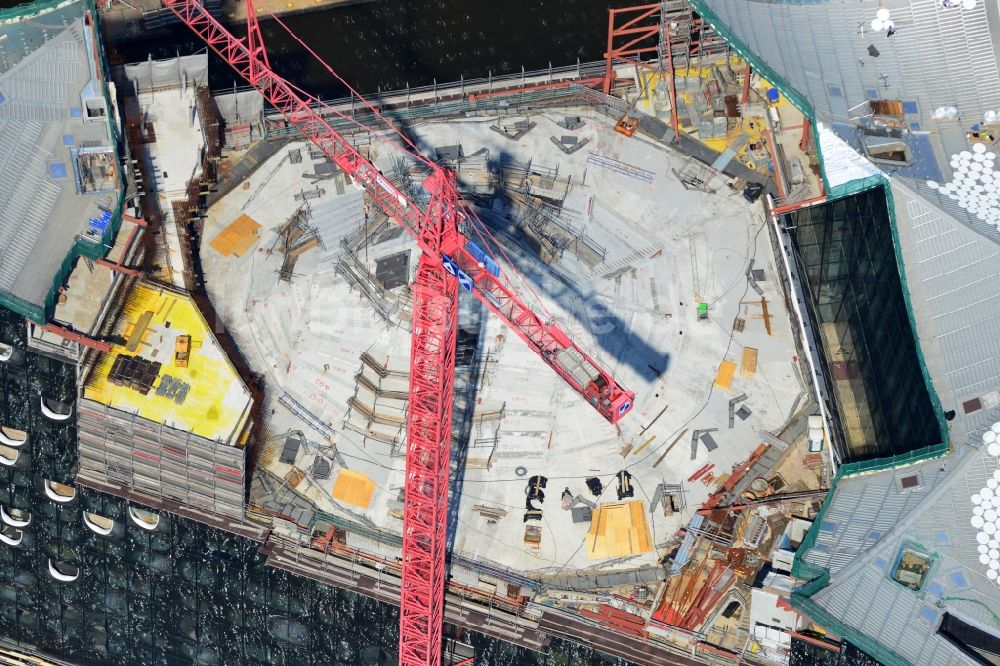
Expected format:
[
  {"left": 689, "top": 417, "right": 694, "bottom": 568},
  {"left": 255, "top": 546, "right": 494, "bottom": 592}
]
[{"left": 201, "top": 108, "right": 805, "bottom": 576}]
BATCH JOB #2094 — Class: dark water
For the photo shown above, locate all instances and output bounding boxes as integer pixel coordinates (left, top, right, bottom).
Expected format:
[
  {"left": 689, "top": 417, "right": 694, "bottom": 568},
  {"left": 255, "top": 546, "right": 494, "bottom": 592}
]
[{"left": 108, "top": 0, "right": 628, "bottom": 98}]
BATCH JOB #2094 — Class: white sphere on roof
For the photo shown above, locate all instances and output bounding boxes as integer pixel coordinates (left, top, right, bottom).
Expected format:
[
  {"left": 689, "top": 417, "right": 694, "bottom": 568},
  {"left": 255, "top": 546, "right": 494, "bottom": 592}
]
[
  {"left": 993, "top": 470, "right": 1000, "bottom": 481},
  {"left": 992, "top": 495, "right": 1000, "bottom": 508},
  {"left": 990, "top": 569, "right": 999, "bottom": 580},
  {"left": 877, "top": 7, "right": 891, "bottom": 20},
  {"left": 990, "top": 442, "right": 1000, "bottom": 456},
  {"left": 976, "top": 505, "right": 986, "bottom": 516},
  {"left": 986, "top": 522, "right": 997, "bottom": 535},
  {"left": 871, "top": 18, "right": 884, "bottom": 30},
  {"left": 981, "top": 553, "right": 992, "bottom": 564},
  {"left": 990, "top": 479, "right": 999, "bottom": 489},
  {"left": 980, "top": 532, "right": 991, "bottom": 544},
  {"left": 975, "top": 153, "right": 987, "bottom": 162},
  {"left": 963, "top": 151, "right": 974, "bottom": 159},
  {"left": 987, "top": 161, "right": 996, "bottom": 170},
  {"left": 992, "top": 560, "right": 1000, "bottom": 571},
  {"left": 928, "top": 180, "right": 939, "bottom": 189},
  {"left": 982, "top": 544, "right": 991, "bottom": 554},
  {"left": 974, "top": 515, "right": 986, "bottom": 528},
  {"left": 988, "top": 152, "right": 997, "bottom": 159},
  {"left": 991, "top": 422, "right": 1000, "bottom": 433},
  {"left": 983, "top": 487, "right": 995, "bottom": 499},
  {"left": 975, "top": 143, "right": 988, "bottom": 154},
  {"left": 986, "top": 508, "right": 998, "bottom": 521},
  {"left": 975, "top": 493, "right": 985, "bottom": 504}
]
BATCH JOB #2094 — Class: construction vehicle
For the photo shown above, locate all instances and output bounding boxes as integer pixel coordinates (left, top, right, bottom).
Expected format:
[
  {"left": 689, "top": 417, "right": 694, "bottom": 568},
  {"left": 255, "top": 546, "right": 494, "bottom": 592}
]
[
  {"left": 614, "top": 114, "right": 640, "bottom": 137},
  {"left": 160, "top": 2, "right": 636, "bottom": 663},
  {"left": 174, "top": 334, "right": 191, "bottom": 368}
]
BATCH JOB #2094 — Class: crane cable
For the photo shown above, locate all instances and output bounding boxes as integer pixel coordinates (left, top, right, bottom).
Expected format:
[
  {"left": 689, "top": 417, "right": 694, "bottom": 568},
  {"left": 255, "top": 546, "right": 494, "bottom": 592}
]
[{"left": 460, "top": 201, "right": 556, "bottom": 323}]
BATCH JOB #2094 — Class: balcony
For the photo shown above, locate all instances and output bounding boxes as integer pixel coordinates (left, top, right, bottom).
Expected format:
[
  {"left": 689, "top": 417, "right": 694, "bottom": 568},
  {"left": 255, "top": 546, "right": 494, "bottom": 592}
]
[
  {"left": 82, "top": 511, "right": 114, "bottom": 536},
  {"left": 128, "top": 506, "right": 159, "bottom": 531},
  {"left": 40, "top": 397, "right": 73, "bottom": 422},
  {"left": 0, "top": 426, "right": 26, "bottom": 448},
  {"left": 44, "top": 480, "right": 76, "bottom": 504},
  {"left": 47, "top": 560, "right": 80, "bottom": 583},
  {"left": 1, "top": 507, "right": 31, "bottom": 528}
]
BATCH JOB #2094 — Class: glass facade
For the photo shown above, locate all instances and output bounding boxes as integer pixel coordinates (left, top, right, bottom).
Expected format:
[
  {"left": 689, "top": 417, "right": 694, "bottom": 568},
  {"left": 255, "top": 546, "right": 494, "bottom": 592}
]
[
  {"left": 785, "top": 187, "right": 941, "bottom": 462},
  {"left": 0, "top": 307, "right": 630, "bottom": 665}
]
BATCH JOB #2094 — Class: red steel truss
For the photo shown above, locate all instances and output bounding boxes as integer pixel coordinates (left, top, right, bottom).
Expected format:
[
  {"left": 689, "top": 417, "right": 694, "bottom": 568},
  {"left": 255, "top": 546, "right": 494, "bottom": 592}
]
[
  {"left": 602, "top": 3, "right": 662, "bottom": 94},
  {"left": 161, "top": 1, "right": 637, "bottom": 663}
]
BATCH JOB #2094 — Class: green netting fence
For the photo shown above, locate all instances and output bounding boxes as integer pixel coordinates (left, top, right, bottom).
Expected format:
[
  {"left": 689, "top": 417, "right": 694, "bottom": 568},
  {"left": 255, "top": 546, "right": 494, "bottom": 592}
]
[{"left": 686, "top": 0, "right": 815, "bottom": 121}]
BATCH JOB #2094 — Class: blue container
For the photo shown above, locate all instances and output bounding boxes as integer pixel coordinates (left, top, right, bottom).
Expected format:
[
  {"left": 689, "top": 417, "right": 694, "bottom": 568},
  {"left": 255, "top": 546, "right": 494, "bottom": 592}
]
[{"left": 767, "top": 88, "right": 779, "bottom": 103}]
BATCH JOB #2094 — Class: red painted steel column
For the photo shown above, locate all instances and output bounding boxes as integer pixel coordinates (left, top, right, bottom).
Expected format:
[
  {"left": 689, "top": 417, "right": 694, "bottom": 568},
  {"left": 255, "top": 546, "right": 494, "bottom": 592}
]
[
  {"left": 399, "top": 254, "right": 458, "bottom": 666},
  {"left": 800, "top": 117, "right": 811, "bottom": 152}
]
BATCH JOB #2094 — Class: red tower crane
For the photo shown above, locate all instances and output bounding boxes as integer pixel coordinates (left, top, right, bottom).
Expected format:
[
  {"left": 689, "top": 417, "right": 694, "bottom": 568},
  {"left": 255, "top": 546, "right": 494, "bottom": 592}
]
[{"left": 160, "top": 2, "right": 636, "bottom": 663}]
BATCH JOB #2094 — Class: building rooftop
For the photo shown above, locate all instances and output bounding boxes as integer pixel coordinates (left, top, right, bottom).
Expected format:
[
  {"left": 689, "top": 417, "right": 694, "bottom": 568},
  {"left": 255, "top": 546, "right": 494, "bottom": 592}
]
[
  {"left": 82, "top": 282, "right": 252, "bottom": 445},
  {"left": 694, "top": 0, "right": 1000, "bottom": 239},
  {"left": 794, "top": 428, "right": 1000, "bottom": 666},
  {"left": 0, "top": 2, "right": 121, "bottom": 318}
]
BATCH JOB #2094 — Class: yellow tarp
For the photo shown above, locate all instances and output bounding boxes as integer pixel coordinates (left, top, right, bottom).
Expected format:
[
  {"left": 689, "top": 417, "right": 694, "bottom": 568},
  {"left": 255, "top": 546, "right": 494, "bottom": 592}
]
[
  {"left": 741, "top": 347, "right": 758, "bottom": 378},
  {"left": 714, "top": 360, "right": 737, "bottom": 390},
  {"left": 209, "top": 213, "right": 261, "bottom": 257},
  {"left": 83, "top": 283, "right": 251, "bottom": 444},
  {"left": 331, "top": 469, "right": 376, "bottom": 509},
  {"left": 585, "top": 501, "right": 653, "bottom": 560}
]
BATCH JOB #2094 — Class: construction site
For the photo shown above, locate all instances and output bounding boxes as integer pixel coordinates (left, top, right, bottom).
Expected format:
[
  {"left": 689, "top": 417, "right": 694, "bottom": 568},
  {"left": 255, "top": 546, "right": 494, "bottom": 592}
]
[
  {"left": 4, "top": 0, "right": 996, "bottom": 663},
  {"left": 76, "top": 0, "right": 833, "bottom": 659}
]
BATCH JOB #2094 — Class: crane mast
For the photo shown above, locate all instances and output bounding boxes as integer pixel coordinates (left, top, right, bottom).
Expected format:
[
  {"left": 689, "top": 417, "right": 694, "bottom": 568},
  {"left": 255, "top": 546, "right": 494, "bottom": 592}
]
[{"left": 160, "top": 1, "right": 636, "bottom": 663}]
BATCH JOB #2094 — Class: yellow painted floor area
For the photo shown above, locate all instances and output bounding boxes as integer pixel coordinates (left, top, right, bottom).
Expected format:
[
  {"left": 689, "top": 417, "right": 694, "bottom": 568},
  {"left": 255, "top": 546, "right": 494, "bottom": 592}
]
[
  {"left": 331, "top": 469, "right": 376, "bottom": 508},
  {"left": 633, "top": 61, "right": 804, "bottom": 177},
  {"left": 714, "top": 360, "right": 737, "bottom": 390},
  {"left": 84, "top": 282, "right": 252, "bottom": 444},
  {"left": 586, "top": 501, "right": 653, "bottom": 560},
  {"left": 209, "top": 213, "right": 262, "bottom": 257}
]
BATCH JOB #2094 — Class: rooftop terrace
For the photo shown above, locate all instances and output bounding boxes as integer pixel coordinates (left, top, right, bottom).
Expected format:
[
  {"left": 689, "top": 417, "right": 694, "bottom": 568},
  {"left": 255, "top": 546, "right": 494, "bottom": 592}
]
[{"left": 0, "top": 1, "right": 121, "bottom": 319}]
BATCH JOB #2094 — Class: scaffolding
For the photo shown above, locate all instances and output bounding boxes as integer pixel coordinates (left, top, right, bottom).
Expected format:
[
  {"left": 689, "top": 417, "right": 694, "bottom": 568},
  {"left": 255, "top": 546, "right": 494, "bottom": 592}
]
[{"left": 76, "top": 398, "right": 248, "bottom": 518}]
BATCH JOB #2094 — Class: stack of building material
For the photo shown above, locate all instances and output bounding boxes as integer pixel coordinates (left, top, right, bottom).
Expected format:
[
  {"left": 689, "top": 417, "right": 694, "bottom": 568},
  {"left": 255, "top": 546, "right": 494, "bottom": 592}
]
[{"left": 107, "top": 354, "right": 161, "bottom": 395}]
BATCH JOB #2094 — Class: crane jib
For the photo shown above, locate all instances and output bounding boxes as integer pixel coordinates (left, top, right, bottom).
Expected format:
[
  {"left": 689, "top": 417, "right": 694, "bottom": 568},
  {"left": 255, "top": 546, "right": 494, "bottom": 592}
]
[{"left": 375, "top": 173, "right": 408, "bottom": 209}]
